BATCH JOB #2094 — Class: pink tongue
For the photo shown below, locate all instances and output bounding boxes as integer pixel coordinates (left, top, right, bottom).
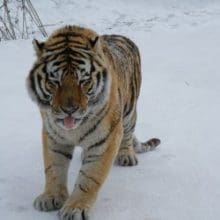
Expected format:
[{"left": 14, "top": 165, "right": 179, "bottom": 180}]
[{"left": 63, "top": 116, "right": 75, "bottom": 129}]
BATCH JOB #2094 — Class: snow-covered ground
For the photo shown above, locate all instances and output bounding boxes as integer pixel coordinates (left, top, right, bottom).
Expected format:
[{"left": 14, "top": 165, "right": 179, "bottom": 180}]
[{"left": 0, "top": 1, "right": 220, "bottom": 220}]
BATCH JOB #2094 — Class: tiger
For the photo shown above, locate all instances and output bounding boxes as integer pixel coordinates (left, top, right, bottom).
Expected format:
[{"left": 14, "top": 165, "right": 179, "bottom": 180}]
[{"left": 26, "top": 25, "right": 160, "bottom": 220}]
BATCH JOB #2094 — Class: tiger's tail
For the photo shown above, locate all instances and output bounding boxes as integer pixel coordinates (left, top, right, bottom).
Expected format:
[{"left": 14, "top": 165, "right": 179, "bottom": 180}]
[{"left": 133, "top": 136, "right": 161, "bottom": 154}]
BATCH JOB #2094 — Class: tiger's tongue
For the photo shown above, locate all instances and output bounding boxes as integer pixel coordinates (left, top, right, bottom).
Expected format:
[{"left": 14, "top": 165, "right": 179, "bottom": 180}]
[{"left": 63, "top": 116, "right": 75, "bottom": 129}]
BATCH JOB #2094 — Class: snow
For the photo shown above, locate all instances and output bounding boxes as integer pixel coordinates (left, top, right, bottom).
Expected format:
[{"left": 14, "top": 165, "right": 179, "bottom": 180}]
[{"left": 1, "top": 1, "right": 220, "bottom": 220}]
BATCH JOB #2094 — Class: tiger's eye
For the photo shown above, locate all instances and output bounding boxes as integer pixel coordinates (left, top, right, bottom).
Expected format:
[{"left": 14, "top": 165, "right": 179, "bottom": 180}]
[
  {"left": 81, "top": 80, "right": 93, "bottom": 94},
  {"left": 46, "top": 81, "right": 56, "bottom": 92}
]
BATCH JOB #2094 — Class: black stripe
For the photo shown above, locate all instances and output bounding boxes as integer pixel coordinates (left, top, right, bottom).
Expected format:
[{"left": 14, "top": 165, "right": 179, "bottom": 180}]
[
  {"left": 41, "top": 63, "right": 51, "bottom": 85},
  {"left": 93, "top": 58, "right": 103, "bottom": 68},
  {"left": 90, "top": 60, "right": 95, "bottom": 73},
  {"left": 47, "top": 118, "right": 65, "bottom": 140},
  {"left": 80, "top": 170, "right": 100, "bottom": 185},
  {"left": 82, "top": 154, "right": 102, "bottom": 165},
  {"left": 45, "top": 165, "right": 52, "bottom": 173},
  {"left": 45, "top": 45, "right": 66, "bottom": 52},
  {"left": 46, "top": 131, "right": 58, "bottom": 145},
  {"left": 79, "top": 104, "right": 109, "bottom": 143},
  {"left": 69, "top": 40, "right": 85, "bottom": 45},
  {"left": 29, "top": 69, "right": 37, "bottom": 97},
  {"left": 44, "top": 47, "right": 91, "bottom": 63},
  {"left": 47, "top": 40, "right": 66, "bottom": 48},
  {"left": 87, "top": 85, "right": 94, "bottom": 95},
  {"left": 124, "top": 122, "right": 136, "bottom": 135},
  {"left": 29, "top": 64, "right": 49, "bottom": 106},
  {"left": 96, "top": 72, "right": 101, "bottom": 90},
  {"left": 78, "top": 184, "right": 88, "bottom": 193},
  {"left": 118, "top": 88, "right": 122, "bottom": 106},
  {"left": 44, "top": 48, "right": 83, "bottom": 60},
  {"left": 124, "top": 82, "right": 135, "bottom": 117},
  {"left": 36, "top": 74, "right": 50, "bottom": 101},
  {"left": 82, "top": 210, "right": 87, "bottom": 220},
  {"left": 127, "top": 122, "right": 136, "bottom": 133},
  {"left": 82, "top": 159, "right": 99, "bottom": 165},
  {"left": 66, "top": 48, "right": 90, "bottom": 60},
  {"left": 45, "top": 52, "right": 66, "bottom": 62},
  {"left": 53, "top": 32, "right": 83, "bottom": 39},
  {"left": 29, "top": 63, "right": 42, "bottom": 74},
  {"left": 102, "top": 69, "right": 107, "bottom": 82},
  {"left": 90, "top": 70, "right": 107, "bottom": 105},
  {"left": 122, "top": 36, "right": 138, "bottom": 51},
  {"left": 79, "top": 78, "right": 91, "bottom": 85},
  {"left": 42, "top": 64, "right": 48, "bottom": 76},
  {"left": 132, "top": 61, "right": 140, "bottom": 99},
  {"left": 69, "top": 44, "right": 89, "bottom": 50},
  {"left": 51, "top": 149, "right": 72, "bottom": 160},
  {"left": 87, "top": 113, "right": 121, "bottom": 151},
  {"left": 72, "top": 59, "right": 85, "bottom": 65},
  {"left": 52, "top": 60, "right": 65, "bottom": 67},
  {"left": 66, "top": 62, "right": 80, "bottom": 71}
]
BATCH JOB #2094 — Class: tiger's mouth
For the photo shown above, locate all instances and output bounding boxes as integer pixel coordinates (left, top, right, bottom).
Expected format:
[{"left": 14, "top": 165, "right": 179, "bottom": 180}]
[{"left": 55, "top": 116, "right": 82, "bottom": 130}]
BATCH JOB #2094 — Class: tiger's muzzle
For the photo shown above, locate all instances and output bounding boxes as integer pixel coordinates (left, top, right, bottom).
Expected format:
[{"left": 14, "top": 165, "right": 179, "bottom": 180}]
[{"left": 50, "top": 76, "right": 88, "bottom": 130}]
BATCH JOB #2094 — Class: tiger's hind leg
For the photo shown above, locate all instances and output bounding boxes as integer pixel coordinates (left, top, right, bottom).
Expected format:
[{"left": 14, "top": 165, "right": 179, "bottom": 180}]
[
  {"left": 116, "top": 135, "right": 138, "bottom": 166},
  {"left": 116, "top": 111, "right": 138, "bottom": 166},
  {"left": 116, "top": 109, "right": 161, "bottom": 166}
]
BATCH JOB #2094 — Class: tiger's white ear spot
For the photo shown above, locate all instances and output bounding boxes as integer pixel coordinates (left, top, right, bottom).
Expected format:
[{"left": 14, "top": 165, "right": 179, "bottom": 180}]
[{"left": 32, "top": 39, "right": 44, "bottom": 56}]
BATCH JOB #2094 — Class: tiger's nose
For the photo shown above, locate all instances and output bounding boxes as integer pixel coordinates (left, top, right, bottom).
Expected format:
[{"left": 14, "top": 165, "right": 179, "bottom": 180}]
[
  {"left": 61, "top": 105, "right": 79, "bottom": 114},
  {"left": 61, "top": 97, "right": 79, "bottom": 114}
]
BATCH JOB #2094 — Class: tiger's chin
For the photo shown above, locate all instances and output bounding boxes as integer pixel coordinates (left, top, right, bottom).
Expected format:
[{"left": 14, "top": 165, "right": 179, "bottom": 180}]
[{"left": 55, "top": 116, "right": 82, "bottom": 131}]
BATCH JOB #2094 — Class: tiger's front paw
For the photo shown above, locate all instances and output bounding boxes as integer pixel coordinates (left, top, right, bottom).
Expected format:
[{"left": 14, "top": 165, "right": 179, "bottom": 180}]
[
  {"left": 33, "top": 193, "right": 67, "bottom": 211},
  {"left": 59, "top": 206, "right": 89, "bottom": 220}
]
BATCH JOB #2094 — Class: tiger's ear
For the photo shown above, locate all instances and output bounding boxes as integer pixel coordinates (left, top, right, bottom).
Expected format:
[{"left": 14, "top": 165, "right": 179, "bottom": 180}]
[
  {"left": 89, "top": 36, "right": 101, "bottom": 50},
  {"left": 32, "top": 39, "right": 45, "bottom": 57}
]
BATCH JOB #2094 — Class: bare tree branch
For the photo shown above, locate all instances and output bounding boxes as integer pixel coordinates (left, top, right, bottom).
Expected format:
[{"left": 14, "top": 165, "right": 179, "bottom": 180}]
[
  {"left": 0, "top": 15, "right": 14, "bottom": 39},
  {"left": 0, "top": 0, "right": 48, "bottom": 41},
  {"left": 3, "top": 0, "right": 16, "bottom": 39},
  {"left": 25, "top": 0, "right": 47, "bottom": 37}
]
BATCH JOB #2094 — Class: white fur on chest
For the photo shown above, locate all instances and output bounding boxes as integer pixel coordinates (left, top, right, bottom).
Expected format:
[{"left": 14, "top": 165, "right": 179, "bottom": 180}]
[{"left": 44, "top": 112, "right": 107, "bottom": 150}]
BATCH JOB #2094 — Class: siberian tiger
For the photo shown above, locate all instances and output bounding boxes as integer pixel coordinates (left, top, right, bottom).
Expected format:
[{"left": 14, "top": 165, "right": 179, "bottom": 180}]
[{"left": 26, "top": 25, "right": 160, "bottom": 220}]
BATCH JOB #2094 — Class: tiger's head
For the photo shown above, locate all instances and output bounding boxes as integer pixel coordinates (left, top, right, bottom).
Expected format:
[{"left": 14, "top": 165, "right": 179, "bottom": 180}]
[{"left": 27, "top": 26, "right": 110, "bottom": 130}]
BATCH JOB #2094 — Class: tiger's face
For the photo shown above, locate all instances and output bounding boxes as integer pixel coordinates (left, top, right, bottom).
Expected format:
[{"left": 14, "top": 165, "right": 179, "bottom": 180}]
[
  {"left": 27, "top": 27, "right": 110, "bottom": 130},
  {"left": 47, "top": 69, "right": 90, "bottom": 130},
  {"left": 44, "top": 59, "right": 105, "bottom": 130}
]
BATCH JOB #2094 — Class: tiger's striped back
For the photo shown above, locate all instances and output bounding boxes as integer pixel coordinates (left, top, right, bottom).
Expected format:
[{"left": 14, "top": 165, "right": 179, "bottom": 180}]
[{"left": 103, "top": 35, "right": 141, "bottom": 115}]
